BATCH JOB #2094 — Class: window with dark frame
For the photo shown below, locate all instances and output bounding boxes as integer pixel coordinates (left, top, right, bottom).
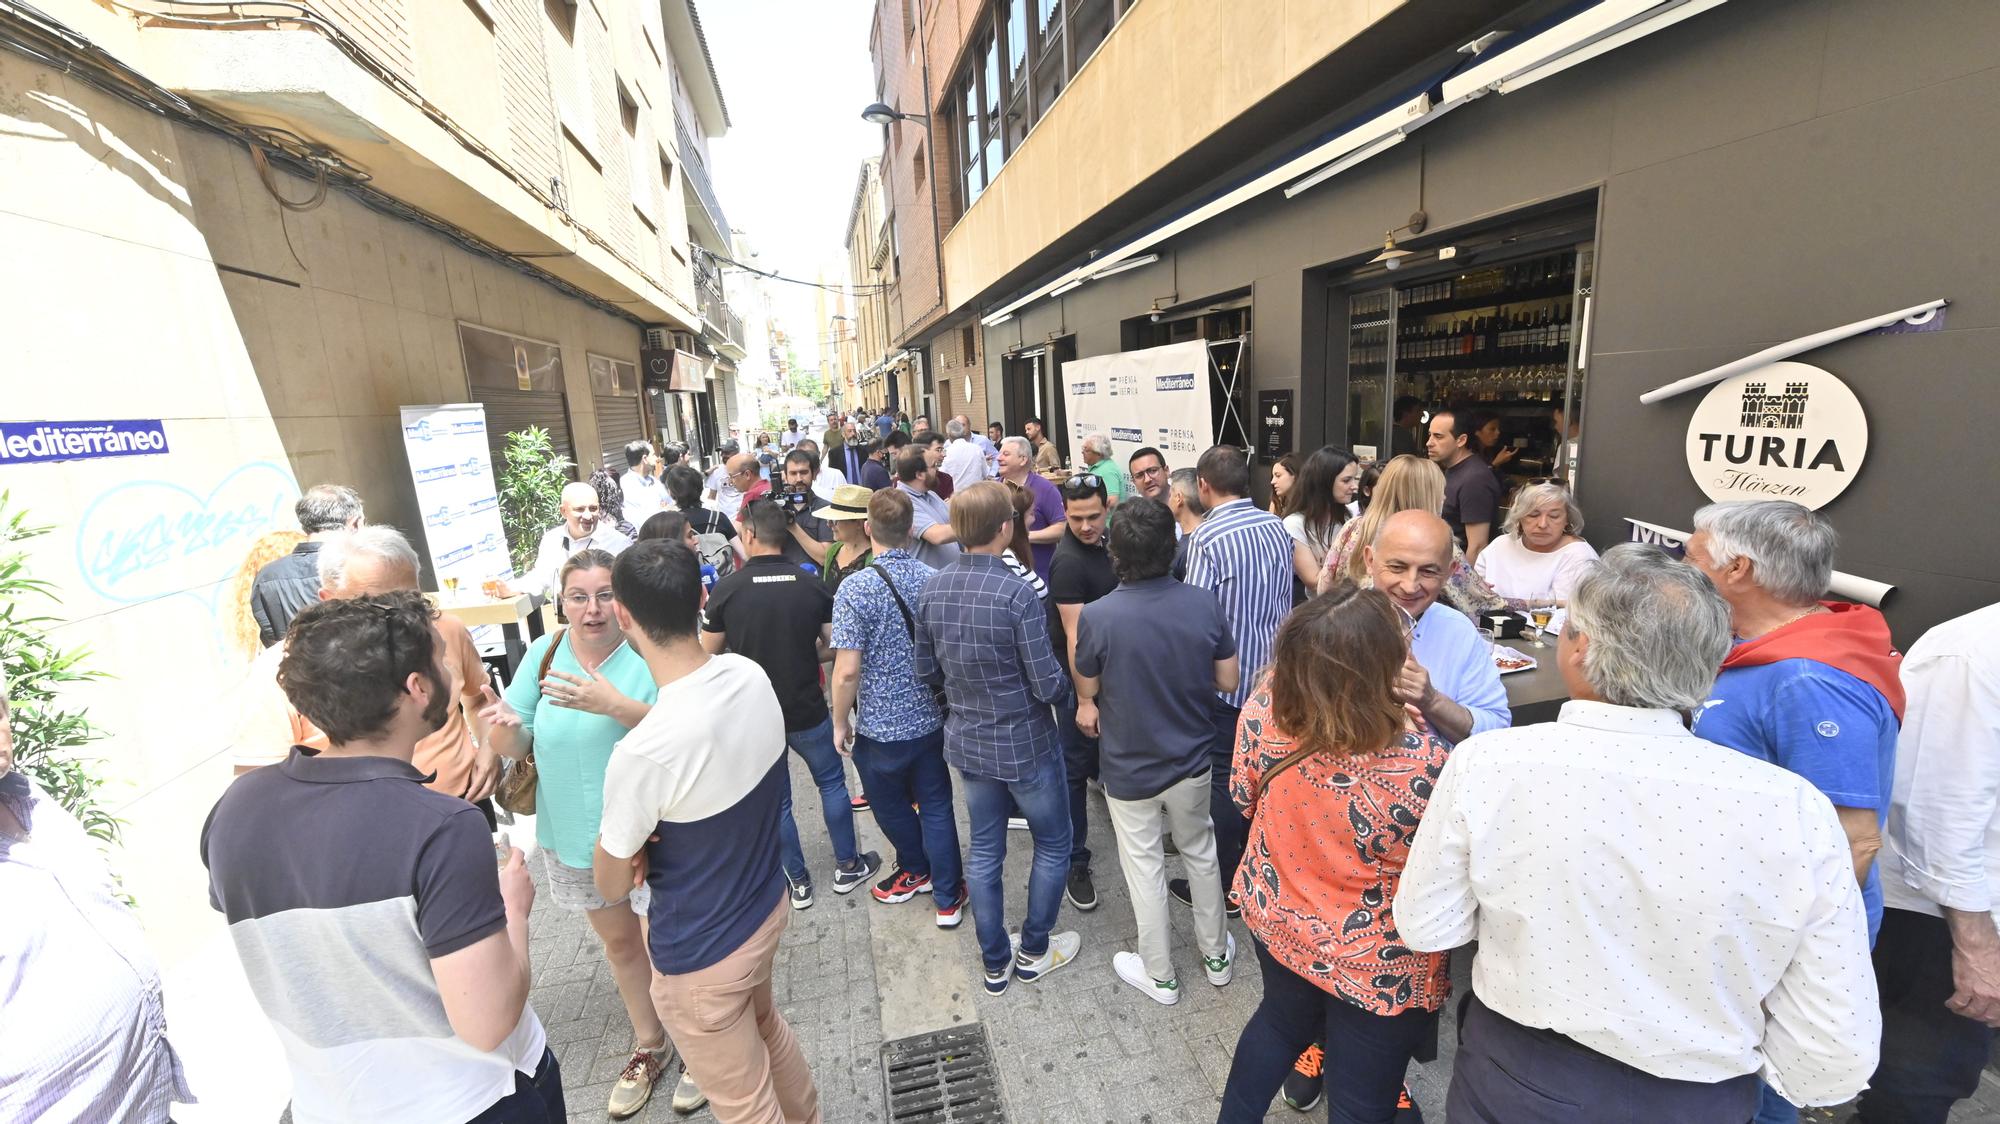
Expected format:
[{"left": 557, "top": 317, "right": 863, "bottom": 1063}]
[
  {"left": 960, "top": 323, "right": 976, "bottom": 364},
  {"left": 618, "top": 85, "right": 638, "bottom": 137},
  {"left": 949, "top": 0, "right": 1139, "bottom": 222}
]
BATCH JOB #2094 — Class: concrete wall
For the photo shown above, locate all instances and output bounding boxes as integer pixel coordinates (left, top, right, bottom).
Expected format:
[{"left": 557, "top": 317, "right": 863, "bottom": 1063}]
[
  {"left": 1, "top": 47, "right": 639, "bottom": 961},
  {"left": 985, "top": 0, "right": 2000, "bottom": 644},
  {"left": 938, "top": 0, "right": 1400, "bottom": 308}
]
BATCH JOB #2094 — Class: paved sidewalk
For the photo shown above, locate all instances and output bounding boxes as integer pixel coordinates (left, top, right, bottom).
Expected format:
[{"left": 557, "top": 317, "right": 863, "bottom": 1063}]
[{"left": 526, "top": 752, "right": 2000, "bottom": 1123}]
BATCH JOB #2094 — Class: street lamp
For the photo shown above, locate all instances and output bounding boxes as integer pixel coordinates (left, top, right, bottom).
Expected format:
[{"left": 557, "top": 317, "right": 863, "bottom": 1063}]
[{"left": 861, "top": 102, "right": 928, "bottom": 126}]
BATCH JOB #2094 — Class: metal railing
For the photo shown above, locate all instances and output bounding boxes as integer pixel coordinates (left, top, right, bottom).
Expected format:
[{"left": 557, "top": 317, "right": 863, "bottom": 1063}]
[{"left": 675, "top": 118, "right": 729, "bottom": 243}]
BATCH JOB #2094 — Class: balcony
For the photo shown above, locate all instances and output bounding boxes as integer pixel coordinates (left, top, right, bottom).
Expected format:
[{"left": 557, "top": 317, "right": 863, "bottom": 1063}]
[
  {"left": 694, "top": 257, "right": 746, "bottom": 359},
  {"left": 676, "top": 118, "right": 730, "bottom": 254}
]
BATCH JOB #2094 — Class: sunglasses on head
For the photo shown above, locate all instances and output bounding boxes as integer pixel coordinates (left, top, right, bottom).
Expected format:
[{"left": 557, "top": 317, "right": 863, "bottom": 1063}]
[{"left": 1061, "top": 474, "right": 1107, "bottom": 499}]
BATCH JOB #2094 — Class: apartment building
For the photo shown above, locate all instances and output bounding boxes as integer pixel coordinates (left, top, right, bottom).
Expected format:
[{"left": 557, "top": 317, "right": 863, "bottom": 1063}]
[
  {"left": 0, "top": 0, "right": 750, "bottom": 955},
  {"left": 909, "top": 0, "right": 1997, "bottom": 643},
  {"left": 844, "top": 158, "right": 897, "bottom": 414}
]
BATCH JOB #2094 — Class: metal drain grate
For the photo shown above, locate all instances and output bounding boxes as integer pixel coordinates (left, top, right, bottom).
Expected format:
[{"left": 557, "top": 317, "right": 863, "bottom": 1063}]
[{"left": 880, "top": 1023, "right": 1007, "bottom": 1123}]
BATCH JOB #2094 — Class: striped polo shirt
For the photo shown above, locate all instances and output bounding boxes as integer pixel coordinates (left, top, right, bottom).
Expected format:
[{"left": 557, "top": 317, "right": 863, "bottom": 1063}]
[
  {"left": 201, "top": 748, "right": 546, "bottom": 1124},
  {"left": 1184, "top": 497, "right": 1296, "bottom": 710}
]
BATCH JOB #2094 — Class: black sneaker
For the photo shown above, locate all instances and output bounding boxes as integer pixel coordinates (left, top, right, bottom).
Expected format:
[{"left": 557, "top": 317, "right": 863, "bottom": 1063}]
[
  {"left": 1281, "top": 1042, "right": 1324, "bottom": 1111},
  {"left": 1065, "top": 865, "right": 1099, "bottom": 912},
  {"left": 832, "top": 850, "right": 882, "bottom": 894},
  {"left": 1168, "top": 877, "right": 1241, "bottom": 918},
  {"left": 786, "top": 873, "right": 814, "bottom": 910},
  {"left": 982, "top": 965, "right": 1010, "bottom": 996}
]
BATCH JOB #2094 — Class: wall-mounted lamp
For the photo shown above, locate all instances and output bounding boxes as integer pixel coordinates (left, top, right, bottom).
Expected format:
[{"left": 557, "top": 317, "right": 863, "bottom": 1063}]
[
  {"left": 1369, "top": 211, "right": 1429, "bottom": 271},
  {"left": 861, "top": 102, "right": 929, "bottom": 125}
]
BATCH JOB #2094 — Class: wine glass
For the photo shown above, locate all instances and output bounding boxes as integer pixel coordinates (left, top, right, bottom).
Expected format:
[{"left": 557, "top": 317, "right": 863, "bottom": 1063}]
[
  {"left": 1527, "top": 594, "right": 1555, "bottom": 648},
  {"left": 442, "top": 575, "right": 460, "bottom": 603}
]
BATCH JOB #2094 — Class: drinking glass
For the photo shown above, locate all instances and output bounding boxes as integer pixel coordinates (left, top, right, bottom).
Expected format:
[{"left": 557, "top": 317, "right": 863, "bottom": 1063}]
[
  {"left": 1527, "top": 596, "right": 1555, "bottom": 648},
  {"left": 442, "top": 576, "right": 460, "bottom": 603}
]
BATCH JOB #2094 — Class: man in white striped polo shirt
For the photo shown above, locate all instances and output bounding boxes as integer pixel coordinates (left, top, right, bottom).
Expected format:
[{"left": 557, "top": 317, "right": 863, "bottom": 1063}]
[{"left": 1179, "top": 445, "right": 1296, "bottom": 899}]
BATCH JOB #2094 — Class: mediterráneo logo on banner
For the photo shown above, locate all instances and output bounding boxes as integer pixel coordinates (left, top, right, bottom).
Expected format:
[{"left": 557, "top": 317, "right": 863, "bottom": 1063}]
[
  {"left": 0, "top": 420, "right": 169, "bottom": 465},
  {"left": 1154, "top": 373, "right": 1197, "bottom": 392},
  {"left": 1683, "top": 361, "right": 1867, "bottom": 510}
]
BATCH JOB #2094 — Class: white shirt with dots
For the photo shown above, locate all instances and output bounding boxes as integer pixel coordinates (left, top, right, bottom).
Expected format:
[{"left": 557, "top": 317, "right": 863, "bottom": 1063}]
[{"left": 1396, "top": 700, "right": 1879, "bottom": 1107}]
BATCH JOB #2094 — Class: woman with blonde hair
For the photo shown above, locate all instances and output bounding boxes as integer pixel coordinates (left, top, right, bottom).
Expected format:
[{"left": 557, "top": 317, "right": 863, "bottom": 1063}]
[
  {"left": 223, "top": 530, "right": 306, "bottom": 661},
  {"left": 1218, "top": 583, "right": 1452, "bottom": 1122},
  {"left": 1316, "top": 455, "right": 1503, "bottom": 618}
]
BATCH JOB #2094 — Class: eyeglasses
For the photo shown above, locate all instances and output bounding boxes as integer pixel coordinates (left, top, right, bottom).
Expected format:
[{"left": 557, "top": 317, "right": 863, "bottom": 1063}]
[
  {"left": 1060, "top": 474, "right": 1108, "bottom": 499},
  {"left": 562, "top": 591, "right": 617, "bottom": 608}
]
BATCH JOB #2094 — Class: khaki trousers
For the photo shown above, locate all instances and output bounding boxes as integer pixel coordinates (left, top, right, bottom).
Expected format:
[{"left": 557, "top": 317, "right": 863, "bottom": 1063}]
[
  {"left": 650, "top": 897, "right": 821, "bottom": 1124},
  {"left": 1104, "top": 769, "right": 1229, "bottom": 981}
]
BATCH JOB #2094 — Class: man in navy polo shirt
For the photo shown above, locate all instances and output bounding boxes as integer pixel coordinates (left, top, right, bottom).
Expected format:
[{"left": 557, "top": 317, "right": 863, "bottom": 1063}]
[
  {"left": 594, "top": 540, "right": 822, "bottom": 1124},
  {"left": 203, "top": 592, "right": 554, "bottom": 1124}
]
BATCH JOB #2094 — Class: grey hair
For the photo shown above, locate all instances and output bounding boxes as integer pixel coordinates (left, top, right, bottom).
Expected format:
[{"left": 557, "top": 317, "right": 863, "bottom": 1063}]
[
  {"left": 319, "top": 525, "right": 421, "bottom": 592},
  {"left": 1566, "top": 543, "right": 1732, "bottom": 712},
  {"left": 999, "top": 435, "right": 1033, "bottom": 461},
  {"left": 1502, "top": 482, "right": 1584, "bottom": 538},
  {"left": 944, "top": 418, "right": 968, "bottom": 439},
  {"left": 296, "top": 484, "right": 364, "bottom": 534},
  {"left": 1691, "top": 500, "right": 1834, "bottom": 606},
  {"left": 1082, "top": 432, "right": 1112, "bottom": 461},
  {"left": 1168, "top": 468, "right": 1205, "bottom": 515}
]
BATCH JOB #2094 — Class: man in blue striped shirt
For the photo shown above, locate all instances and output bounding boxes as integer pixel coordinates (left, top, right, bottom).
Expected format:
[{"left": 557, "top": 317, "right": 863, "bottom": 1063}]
[
  {"left": 1181, "top": 446, "right": 1296, "bottom": 893},
  {"left": 914, "top": 482, "right": 1080, "bottom": 997}
]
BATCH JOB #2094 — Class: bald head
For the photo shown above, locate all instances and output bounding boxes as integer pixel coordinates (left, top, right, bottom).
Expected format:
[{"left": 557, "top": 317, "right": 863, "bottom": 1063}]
[
  {"left": 1366, "top": 510, "right": 1454, "bottom": 619},
  {"left": 560, "top": 481, "right": 603, "bottom": 538},
  {"left": 727, "top": 452, "right": 759, "bottom": 482}
]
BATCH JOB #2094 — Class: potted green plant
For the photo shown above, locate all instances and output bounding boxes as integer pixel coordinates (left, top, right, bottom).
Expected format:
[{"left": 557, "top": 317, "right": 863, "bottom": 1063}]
[
  {"left": 0, "top": 492, "right": 118, "bottom": 844},
  {"left": 497, "top": 427, "right": 572, "bottom": 573}
]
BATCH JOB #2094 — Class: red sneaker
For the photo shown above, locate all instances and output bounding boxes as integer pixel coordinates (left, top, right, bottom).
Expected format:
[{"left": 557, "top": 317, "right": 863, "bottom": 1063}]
[
  {"left": 934, "top": 896, "right": 965, "bottom": 929},
  {"left": 871, "top": 867, "right": 932, "bottom": 903}
]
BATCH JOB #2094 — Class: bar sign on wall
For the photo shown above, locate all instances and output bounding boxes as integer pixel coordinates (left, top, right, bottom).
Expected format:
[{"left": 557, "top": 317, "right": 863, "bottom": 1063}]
[
  {"left": 1257, "top": 390, "right": 1293, "bottom": 462},
  {"left": 0, "top": 420, "right": 170, "bottom": 465}
]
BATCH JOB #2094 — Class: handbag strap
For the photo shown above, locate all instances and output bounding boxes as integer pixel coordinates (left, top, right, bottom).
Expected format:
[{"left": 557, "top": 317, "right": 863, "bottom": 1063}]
[
  {"left": 870, "top": 561, "right": 918, "bottom": 640},
  {"left": 538, "top": 627, "right": 567, "bottom": 684}
]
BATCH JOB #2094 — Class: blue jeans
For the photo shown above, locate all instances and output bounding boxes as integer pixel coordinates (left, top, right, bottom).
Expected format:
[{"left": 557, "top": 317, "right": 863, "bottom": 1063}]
[
  {"left": 958, "top": 751, "right": 1072, "bottom": 972},
  {"left": 1056, "top": 688, "right": 1098, "bottom": 869},
  {"left": 464, "top": 1048, "right": 565, "bottom": 1122},
  {"left": 1856, "top": 908, "right": 1994, "bottom": 1123},
  {"left": 1207, "top": 700, "right": 1247, "bottom": 886},
  {"left": 777, "top": 716, "right": 858, "bottom": 882},
  {"left": 853, "top": 727, "right": 963, "bottom": 908},
  {"left": 1218, "top": 941, "right": 1433, "bottom": 1124}
]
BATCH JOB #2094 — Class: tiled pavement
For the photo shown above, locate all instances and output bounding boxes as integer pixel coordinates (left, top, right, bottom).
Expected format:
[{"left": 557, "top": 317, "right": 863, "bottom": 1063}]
[{"left": 527, "top": 752, "right": 2000, "bottom": 1124}]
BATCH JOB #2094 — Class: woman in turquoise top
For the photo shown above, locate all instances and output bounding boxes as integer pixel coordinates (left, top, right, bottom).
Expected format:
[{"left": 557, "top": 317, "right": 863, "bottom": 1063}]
[{"left": 480, "top": 549, "right": 702, "bottom": 1118}]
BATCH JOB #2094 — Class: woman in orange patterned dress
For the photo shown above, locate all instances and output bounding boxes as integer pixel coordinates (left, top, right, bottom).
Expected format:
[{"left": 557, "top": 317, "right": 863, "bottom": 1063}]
[{"left": 1217, "top": 583, "right": 1453, "bottom": 1124}]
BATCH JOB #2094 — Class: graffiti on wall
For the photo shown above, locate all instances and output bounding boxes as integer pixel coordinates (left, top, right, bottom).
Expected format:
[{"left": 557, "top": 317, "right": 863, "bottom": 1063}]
[{"left": 74, "top": 460, "right": 297, "bottom": 605}]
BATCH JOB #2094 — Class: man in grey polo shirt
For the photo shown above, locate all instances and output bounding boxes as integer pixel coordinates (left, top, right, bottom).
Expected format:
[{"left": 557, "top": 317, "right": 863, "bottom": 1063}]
[
  {"left": 895, "top": 448, "right": 961, "bottom": 570},
  {"left": 203, "top": 592, "right": 553, "bottom": 1123},
  {"left": 1073, "top": 497, "right": 1241, "bottom": 1005}
]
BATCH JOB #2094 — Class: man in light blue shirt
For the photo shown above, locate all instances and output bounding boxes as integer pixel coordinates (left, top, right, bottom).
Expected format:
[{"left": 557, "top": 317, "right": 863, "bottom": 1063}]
[{"left": 1364, "top": 509, "right": 1510, "bottom": 743}]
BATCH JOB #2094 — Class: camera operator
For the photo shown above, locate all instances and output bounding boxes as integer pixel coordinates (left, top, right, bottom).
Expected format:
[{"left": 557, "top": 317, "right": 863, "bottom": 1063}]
[{"left": 779, "top": 447, "right": 835, "bottom": 572}]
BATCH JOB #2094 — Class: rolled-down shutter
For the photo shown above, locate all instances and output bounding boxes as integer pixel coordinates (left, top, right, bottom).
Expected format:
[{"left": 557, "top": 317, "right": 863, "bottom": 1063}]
[
  {"left": 594, "top": 394, "right": 645, "bottom": 474},
  {"left": 477, "top": 390, "right": 577, "bottom": 479}
]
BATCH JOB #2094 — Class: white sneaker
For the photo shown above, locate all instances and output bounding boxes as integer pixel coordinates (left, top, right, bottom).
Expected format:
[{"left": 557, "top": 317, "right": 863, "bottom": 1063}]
[
  {"left": 1113, "top": 951, "right": 1181, "bottom": 1005},
  {"left": 1202, "top": 931, "right": 1237, "bottom": 987},
  {"left": 670, "top": 1068, "right": 707, "bottom": 1114},
  {"left": 1012, "top": 930, "right": 1081, "bottom": 983}
]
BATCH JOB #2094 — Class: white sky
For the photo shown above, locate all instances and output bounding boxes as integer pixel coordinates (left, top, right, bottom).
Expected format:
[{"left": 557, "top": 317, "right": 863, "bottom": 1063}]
[{"left": 701, "top": 0, "right": 881, "bottom": 356}]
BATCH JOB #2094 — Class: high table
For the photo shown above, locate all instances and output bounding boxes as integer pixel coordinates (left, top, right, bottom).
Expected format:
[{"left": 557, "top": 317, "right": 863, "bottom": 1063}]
[
  {"left": 1498, "top": 642, "right": 1569, "bottom": 726},
  {"left": 428, "top": 591, "right": 544, "bottom": 674}
]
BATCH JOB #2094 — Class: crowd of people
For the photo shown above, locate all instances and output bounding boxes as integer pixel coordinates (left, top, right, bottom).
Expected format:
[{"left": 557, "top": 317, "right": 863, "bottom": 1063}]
[{"left": 8, "top": 407, "right": 1998, "bottom": 1124}]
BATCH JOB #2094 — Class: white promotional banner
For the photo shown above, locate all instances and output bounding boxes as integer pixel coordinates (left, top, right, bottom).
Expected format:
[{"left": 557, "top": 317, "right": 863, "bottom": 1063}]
[
  {"left": 1059, "top": 340, "right": 1213, "bottom": 489},
  {"left": 399, "top": 404, "right": 513, "bottom": 588}
]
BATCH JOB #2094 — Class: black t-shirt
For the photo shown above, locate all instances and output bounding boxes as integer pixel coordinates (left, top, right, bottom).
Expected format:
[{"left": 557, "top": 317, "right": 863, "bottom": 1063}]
[
  {"left": 1046, "top": 528, "right": 1118, "bottom": 671},
  {"left": 701, "top": 555, "right": 834, "bottom": 731},
  {"left": 1442, "top": 453, "right": 1503, "bottom": 547}
]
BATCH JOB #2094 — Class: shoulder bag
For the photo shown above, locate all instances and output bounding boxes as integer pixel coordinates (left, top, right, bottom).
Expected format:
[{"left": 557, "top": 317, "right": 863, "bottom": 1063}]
[{"left": 494, "top": 628, "right": 564, "bottom": 816}]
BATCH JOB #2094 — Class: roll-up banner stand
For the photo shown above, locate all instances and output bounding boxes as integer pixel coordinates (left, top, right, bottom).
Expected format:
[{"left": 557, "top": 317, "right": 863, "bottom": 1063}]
[
  {"left": 400, "top": 403, "right": 514, "bottom": 591},
  {"left": 1060, "top": 340, "right": 1213, "bottom": 491}
]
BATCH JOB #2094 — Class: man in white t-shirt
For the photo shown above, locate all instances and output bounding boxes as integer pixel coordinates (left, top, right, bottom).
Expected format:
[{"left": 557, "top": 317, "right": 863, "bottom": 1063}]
[
  {"left": 703, "top": 439, "right": 746, "bottom": 520},
  {"left": 780, "top": 419, "right": 801, "bottom": 449},
  {"left": 619, "top": 441, "right": 668, "bottom": 522},
  {"left": 594, "top": 540, "right": 821, "bottom": 1122}
]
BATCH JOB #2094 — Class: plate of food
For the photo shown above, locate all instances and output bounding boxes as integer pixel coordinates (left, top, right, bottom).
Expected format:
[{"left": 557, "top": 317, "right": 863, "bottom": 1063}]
[{"left": 1493, "top": 646, "right": 1538, "bottom": 675}]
